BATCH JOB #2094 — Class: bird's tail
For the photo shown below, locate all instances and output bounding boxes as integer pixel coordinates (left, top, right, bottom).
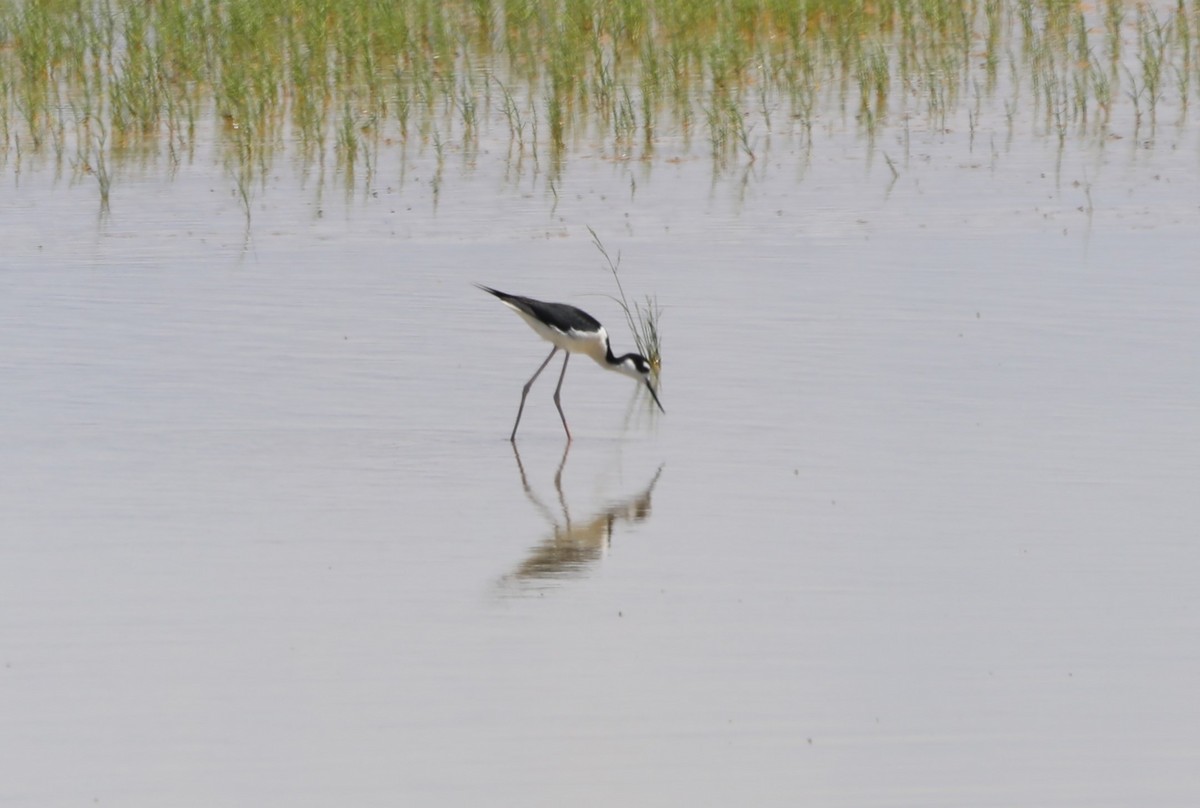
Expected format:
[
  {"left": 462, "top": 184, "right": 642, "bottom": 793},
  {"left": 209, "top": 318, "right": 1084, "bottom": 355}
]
[{"left": 474, "top": 283, "right": 510, "bottom": 301}]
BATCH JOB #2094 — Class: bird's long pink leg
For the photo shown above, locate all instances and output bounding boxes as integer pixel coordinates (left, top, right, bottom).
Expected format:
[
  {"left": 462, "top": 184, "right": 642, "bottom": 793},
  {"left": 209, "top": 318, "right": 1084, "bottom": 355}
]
[
  {"left": 552, "top": 352, "right": 572, "bottom": 442},
  {"left": 511, "top": 347, "right": 558, "bottom": 442}
]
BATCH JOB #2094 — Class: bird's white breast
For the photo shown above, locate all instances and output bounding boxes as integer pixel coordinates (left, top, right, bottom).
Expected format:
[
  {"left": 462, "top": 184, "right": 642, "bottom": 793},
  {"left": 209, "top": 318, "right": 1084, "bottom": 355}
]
[{"left": 510, "top": 306, "right": 610, "bottom": 363}]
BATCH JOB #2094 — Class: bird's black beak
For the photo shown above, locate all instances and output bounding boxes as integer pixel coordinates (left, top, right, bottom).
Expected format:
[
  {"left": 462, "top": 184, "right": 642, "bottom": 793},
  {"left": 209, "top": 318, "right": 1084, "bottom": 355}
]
[{"left": 645, "top": 380, "right": 665, "bottom": 414}]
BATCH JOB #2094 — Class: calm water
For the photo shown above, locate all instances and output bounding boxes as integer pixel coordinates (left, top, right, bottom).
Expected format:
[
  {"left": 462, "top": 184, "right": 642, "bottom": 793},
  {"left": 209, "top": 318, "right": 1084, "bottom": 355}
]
[{"left": 3, "top": 111, "right": 1199, "bottom": 805}]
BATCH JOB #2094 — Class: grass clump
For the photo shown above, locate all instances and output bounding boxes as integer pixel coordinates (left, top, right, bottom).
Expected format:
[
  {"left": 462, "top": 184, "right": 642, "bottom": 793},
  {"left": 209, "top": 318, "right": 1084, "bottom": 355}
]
[{"left": 588, "top": 226, "right": 663, "bottom": 376}]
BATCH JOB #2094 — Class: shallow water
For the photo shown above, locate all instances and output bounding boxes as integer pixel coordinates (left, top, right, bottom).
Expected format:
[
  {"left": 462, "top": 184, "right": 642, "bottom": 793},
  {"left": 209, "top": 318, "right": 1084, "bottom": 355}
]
[{"left": 3, "top": 108, "right": 1200, "bottom": 806}]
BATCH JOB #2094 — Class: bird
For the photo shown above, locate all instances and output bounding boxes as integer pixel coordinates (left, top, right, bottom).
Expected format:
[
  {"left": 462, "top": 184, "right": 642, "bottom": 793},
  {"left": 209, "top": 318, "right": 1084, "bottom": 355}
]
[{"left": 476, "top": 284, "right": 664, "bottom": 441}]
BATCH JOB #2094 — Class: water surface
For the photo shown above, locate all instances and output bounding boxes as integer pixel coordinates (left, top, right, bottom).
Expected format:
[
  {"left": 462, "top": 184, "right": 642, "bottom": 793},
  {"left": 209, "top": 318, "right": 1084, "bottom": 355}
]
[{"left": 3, "top": 59, "right": 1200, "bottom": 808}]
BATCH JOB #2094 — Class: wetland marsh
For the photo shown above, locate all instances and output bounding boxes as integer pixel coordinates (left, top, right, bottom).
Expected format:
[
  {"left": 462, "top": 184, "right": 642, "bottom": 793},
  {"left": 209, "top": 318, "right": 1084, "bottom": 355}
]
[
  {"left": 3, "top": 0, "right": 1200, "bottom": 211},
  {"left": 3, "top": 2, "right": 1199, "bottom": 805}
]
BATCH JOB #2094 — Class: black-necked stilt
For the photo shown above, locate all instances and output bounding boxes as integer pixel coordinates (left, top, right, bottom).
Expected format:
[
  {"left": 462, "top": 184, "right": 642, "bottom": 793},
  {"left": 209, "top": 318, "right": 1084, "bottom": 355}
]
[{"left": 476, "top": 284, "right": 664, "bottom": 441}]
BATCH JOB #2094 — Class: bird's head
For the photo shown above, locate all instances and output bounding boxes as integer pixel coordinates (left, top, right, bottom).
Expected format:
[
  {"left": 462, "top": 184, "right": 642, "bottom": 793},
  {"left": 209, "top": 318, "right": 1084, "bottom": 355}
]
[{"left": 613, "top": 353, "right": 665, "bottom": 413}]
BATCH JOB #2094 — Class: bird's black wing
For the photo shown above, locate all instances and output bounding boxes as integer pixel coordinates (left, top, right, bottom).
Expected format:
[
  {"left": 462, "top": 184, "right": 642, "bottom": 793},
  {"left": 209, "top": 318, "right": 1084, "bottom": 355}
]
[{"left": 476, "top": 284, "right": 603, "bottom": 334}]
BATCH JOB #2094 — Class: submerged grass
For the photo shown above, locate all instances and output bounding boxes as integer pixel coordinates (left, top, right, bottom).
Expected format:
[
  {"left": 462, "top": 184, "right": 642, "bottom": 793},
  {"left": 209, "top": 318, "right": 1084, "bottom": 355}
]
[{"left": 1, "top": 1, "right": 1197, "bottom": 204}]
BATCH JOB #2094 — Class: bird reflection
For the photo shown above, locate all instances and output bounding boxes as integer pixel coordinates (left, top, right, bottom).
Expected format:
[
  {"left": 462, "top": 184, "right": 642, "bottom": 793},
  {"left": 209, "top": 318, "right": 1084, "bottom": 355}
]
[{"left": 502, "top": 444, "right": 664, "bottom": 587}]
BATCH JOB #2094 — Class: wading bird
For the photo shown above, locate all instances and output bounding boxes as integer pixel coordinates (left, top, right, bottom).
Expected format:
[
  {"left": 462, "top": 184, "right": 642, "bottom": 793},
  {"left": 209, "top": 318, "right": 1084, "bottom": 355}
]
[{"left": 476, "top": 284, "right": 664, "bottom": 441}]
